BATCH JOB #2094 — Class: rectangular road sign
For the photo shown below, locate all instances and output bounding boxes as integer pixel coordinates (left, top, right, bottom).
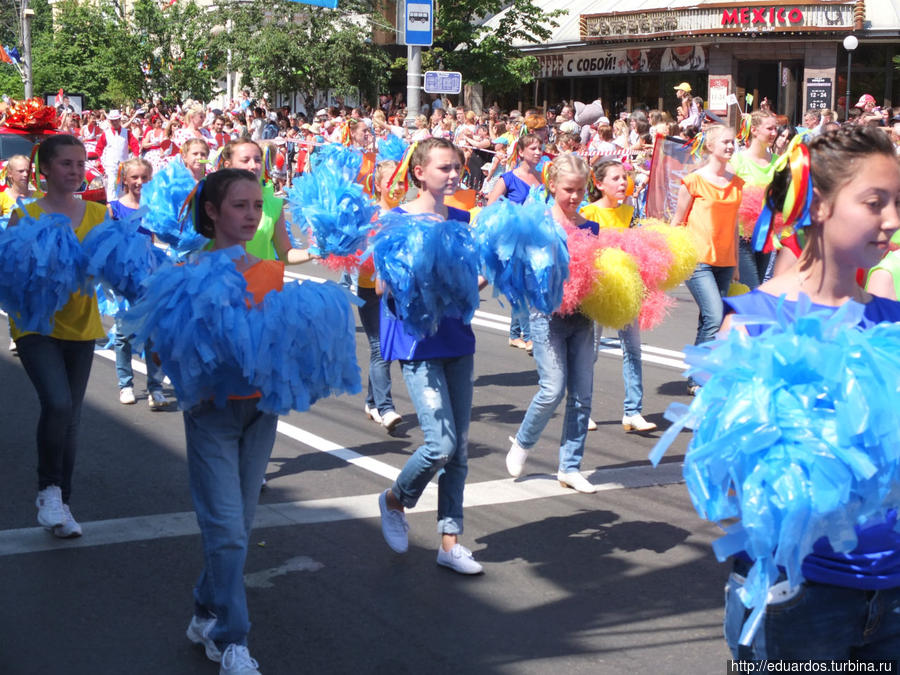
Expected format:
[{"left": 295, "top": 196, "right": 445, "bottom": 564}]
[
  {"left": 424, "top": 71, "right": 462, "bottom": 95},
  {"left": 404, "top": 0, "right": 433, "bottom": 46}
]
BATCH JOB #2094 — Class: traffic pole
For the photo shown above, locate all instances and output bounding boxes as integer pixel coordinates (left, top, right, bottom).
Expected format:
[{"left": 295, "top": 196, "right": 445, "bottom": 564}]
[
  {"left": 22, "top": 0, "right": 34, "bottom": 98},
  {"left": 406, "top": 45, "right": 421, "bottom": 129}
]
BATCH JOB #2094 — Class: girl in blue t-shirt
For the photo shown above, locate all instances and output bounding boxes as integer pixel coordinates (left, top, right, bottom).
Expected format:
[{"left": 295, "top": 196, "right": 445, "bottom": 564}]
[
  {"left": 720, "top": 125, "right": 900, "bottom": 659},
  {"left": 376, "top": 138, "right": 485, "bottom": 575}
]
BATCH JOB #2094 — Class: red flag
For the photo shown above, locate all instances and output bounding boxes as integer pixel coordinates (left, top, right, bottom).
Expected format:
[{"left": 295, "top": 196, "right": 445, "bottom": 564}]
[
  {"left": 0, "top": 47, "right": 12, "bottom": 65},
  {"left": 54, "top": 88, "right": 64, "bottom": 105}
]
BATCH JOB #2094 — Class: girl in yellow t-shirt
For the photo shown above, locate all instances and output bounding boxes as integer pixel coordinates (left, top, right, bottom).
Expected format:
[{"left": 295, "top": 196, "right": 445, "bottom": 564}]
[
  {"left": 8, "top": 135, "right": 106, "bottom": 539},
  {"left": 581, "top": 159, "right": 657, "bottom": 433}
]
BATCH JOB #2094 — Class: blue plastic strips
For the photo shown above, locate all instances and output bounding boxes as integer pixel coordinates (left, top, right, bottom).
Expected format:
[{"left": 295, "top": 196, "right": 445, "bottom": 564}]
[
  {"left": 82, "top": 208, "right": 166, "bottom": 302},
  {"left": 650, "top": 299, "right": 900, "bottom": 646},
  {"left": 372, "top": 211, "right": 481, "bottom": 340},
  {"left": 474, "top": 198, "right": 569, "bottom": 316},
  {"left": 377, "top": 134, "right": 408, "bottom": 163},
  {"left": 0, "top": 209, "right": 88, "bottom": 333},
  {"left": 285, "top": 146, "right": 375, "bottom": 259},
  {"left": 139, "top": 158, "right": 209, "bottom": 257}
]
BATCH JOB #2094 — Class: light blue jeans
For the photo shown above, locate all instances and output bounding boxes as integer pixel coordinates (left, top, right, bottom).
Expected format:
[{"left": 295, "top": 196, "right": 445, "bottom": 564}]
[
  {"left": 515, "top": 312, "right": 595, "bottom": 473},
  {"left": 184, "top": 398, "right": 278, "bottom": 649},
  {"left": 392, "top": 354, "right": 473, "bottom": 535},
  {"left": 684, "top": 263, "right": 733, "bottom": 346},
  {"left": 357, "top": 286, "right": 394, "bottom": 416},
  {"left": 596, "top": 320, "right": 643, "bottom": 416},
  {"left": 509, "top": 309, "right": 531, "bottom": 342},
  {"left": 114, "top": 316, "right": 164, "bottom": 392}
]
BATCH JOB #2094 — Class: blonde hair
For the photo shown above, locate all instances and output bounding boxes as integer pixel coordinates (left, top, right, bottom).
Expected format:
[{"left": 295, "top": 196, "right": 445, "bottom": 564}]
[
  {"left": 119, "top": 157, "right": 152, "bottom": 177},
  {"left": 750, "top": 110, "right": 776, "bottom": 129},
  {"left": 3, "top": 154, "right": 30, "bottom": 185},
  {"left": 547, "top": 153, "right": 589, "bottom": 189},
  {"left": 704, "top": 124, "right": 733, "bottom": 149},
  {"left": 181, "top": 137, "right": 210, "bottom": 157},
  {"left": 372, "top": 159, "right": 398, "bottom": 198}
]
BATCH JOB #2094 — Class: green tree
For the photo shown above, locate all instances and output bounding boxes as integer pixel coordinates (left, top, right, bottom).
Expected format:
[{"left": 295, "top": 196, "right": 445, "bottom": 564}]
[
  {"left": 428, "top": 0, "right": 563, "bottom": 95},
  {"left": 132, "top": 0, "right": 226, "bottom": 103},
  {"left": 223, "top": 0, "right": 390, "bottom": 112}
]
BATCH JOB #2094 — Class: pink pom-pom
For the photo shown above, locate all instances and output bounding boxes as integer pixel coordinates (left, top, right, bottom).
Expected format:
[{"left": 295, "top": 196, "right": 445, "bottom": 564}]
[
  {"left": 739, "top": 184, "right": 767, "bottom": 238},
  {"left": 558, "top": 227, "right": 601, "bottom": 315},
  {"left": 318, "top": 252, "right": 362, "bottom": 272},
  {"left": 638, "top": 288, "right": 675, "bottom": 331},
  {"left": 594, "top": 228, "right": 673, "bottom": 291}
]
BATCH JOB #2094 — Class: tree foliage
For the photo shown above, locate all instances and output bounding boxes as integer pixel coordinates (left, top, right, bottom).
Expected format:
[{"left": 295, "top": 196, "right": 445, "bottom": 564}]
[
  {"left": 428, "top": 0, "right": 563, "bottom": 94},
  {"left": 222, "top": 0, "right": 391, "bottom": 113}
]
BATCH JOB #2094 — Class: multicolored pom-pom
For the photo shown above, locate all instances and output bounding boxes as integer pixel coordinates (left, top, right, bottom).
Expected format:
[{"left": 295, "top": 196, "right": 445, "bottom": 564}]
[
  {"left": 372, "top": 211, "right": 480, "bottom": 340},
  {"left": 639, "top": 219, "right": 699, "bottom": 291},
  {"left": 474, "top": 198, "right": 569, "bottom": 316},
  {"left": 0, "top": 209, "right": 89, "bottom": 333},
  {"left": 649, "top": 298, "right": 900, "bottom": 646},
  {"left": 579, "top": 247, "right": 644, "bottom": 330}
]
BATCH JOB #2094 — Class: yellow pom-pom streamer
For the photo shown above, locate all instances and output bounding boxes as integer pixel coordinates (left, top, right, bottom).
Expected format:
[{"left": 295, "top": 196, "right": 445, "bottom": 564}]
[
  {"left": 640, "top": 218, "right": 699, "bottom": 291},
  {"left": 580, "top": 248, "right": 644, "bottom": 330},
  {"left": 727, "top": 281, "right": 751, "bottom": 297}
]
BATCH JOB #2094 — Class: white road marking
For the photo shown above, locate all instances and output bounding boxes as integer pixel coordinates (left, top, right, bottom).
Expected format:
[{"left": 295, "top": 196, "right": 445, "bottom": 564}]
[{"left": 0, "top": 463, "right": 684, "bottom": 557}]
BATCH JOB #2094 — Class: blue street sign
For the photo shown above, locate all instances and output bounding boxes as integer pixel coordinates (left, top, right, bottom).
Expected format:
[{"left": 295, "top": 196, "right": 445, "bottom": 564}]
[
  {"left": 424, "top": 71, "right": 462, "bottom": 95},
  {"left": 404, "top": 0, "right": 433, "bottom": 46}
]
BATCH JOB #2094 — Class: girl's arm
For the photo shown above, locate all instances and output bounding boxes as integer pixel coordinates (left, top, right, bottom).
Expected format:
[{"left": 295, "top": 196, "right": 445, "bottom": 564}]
[
  {"left": 272, "top": 211, "right": 313, "bottom": 264},
  {"left": 669, "top": 184, "right": 694, "bottom": 227},
  {"left": 486, "top": 174, "right": 507, "bottom": 205},
  {"left": 867, "top": 268, "right": 897, "bottom": 301}
]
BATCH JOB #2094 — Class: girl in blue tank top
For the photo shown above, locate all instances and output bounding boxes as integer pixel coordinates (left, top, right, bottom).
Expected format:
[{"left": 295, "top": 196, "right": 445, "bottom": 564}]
[
  {"left": 719, "top": 125, "right": 900, "bottom": 660},
  {"left": 376, "top": 138, "right": 485, "bottom": 575}
]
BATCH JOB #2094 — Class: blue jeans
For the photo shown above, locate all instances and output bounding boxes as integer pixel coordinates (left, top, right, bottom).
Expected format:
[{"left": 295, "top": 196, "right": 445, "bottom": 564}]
[
  {"left": 515, "top": 312, "right": 595, "bottom": 473},
  {"left": 684, "top": 263, "right": 733, "bottom": 347},
  {"left": 184, "top": 398, "right": 278, "bottom": 648},
  {"left": 357, "top": 286, "right": 394, "bottom": 415},
  {"left": 596, "top": 320, "right": 643, "bottom": 416},
  {"left": 737, "top": 239, "right": 771, "bottom": 290},
  {"left": 509, "top": 309, "right": 531, "bottom": 342},
  {"left": 725, "top": 561, "right": 900, "bottom": 659},
  {"left": 16, "top": 334, "right": 95, "bottom": 502},
  {"left": 392, "top": 354, "right": 473, "bottom": 535},
  {"left": 114, "top": 316, "right": 164, "bottom": 392}
]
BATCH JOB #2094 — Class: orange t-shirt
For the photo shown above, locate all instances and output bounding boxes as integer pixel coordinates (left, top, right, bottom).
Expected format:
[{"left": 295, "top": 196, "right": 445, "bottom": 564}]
[
  {"left": 357, "top": 151, "right": 376, "bottom": 196},
  {"left": 230, "top": 258, "right": 285, "bottom": 400},
  {"left": 680, "top": 172, "right": 744, "bottom": 266}
]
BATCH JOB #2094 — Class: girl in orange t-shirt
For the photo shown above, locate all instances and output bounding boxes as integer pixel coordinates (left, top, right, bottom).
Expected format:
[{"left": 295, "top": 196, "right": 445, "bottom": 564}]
[
  {"left": 670, "top": 124, "right": 743, "bottom": 394},
  {"left": 181, "top": 168, "right": 283, "bottom": 674}
]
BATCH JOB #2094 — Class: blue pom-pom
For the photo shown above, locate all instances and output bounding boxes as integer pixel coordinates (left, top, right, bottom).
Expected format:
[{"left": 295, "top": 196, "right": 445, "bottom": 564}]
[
  {"left": 246, "top": 280, "right": 362, "bottom": 414},
  {"left": 139, "top": 158, "right": 209, "bottom": 258},
  {"left": 377, "top": 134, "right": 408, "bottom": 163},
  {"left": 372, "top": 211, "right": 480, "bottom": 340},
  {"left": 120, "top": 248, "right": 255, "bottom": 409},
  {"left": 309, "top": 143, "right": 363, "bottom": 179},
  {"left": 0, "top": 208, "right": 88, "bottom": 333},
  {"left": 82, "top": 208, "right": 167, "bottom": 302},
  {"left": 474, "top": 198, "right": 569, "bottom": 316},
  {"left": 650, "top": 297, "right": 900, "bottom": 646},
  {"left": 285, "top": 159, "right": 376, "bottom": 259}
]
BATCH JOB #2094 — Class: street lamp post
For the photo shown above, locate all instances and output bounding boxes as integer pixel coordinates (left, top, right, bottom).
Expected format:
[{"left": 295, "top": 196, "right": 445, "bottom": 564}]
[{"left": 842, "top": 34, "right": 858, "bottom": 121}]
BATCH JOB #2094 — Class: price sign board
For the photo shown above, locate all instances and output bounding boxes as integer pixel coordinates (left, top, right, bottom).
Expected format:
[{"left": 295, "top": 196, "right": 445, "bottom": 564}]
[
  {"left": 424, "top": 71, "right": 462, "bottom": 95},
  {"left": 806, "top": 77, "right": 832, "bottom": 110}
]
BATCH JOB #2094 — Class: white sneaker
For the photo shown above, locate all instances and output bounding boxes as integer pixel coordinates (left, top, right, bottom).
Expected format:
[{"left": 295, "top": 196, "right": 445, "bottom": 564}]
[
  {"left": 622, "top": 413, "right": 657, "bottom": 432},
  {"left": 148, "top": 390, "right": 169, "bottom": 410},
  {"left": 219, "top": 644, "right": 260, "bottom": 675},
  {"left": 52, "top": 504, "right": 82, "bottom": 538},
  {"left": 364, "top": 405, "right": 383, "bottom": 425},
  {"left": 378, "top": 490, "right": 409, "bottom": 553},
  {"left": 557, "top": 471, "right": 598, "bottom": 494},
  {"left": 36, "top": 485, "right": 66, "bottom": 528},
  {"left": 587, "top": 417, "right": 598, "bottom": 431},
  {"left": 505, "top": 436, "right": 529, "bottom": 478},
  {"left": 437, "top": 543, "right": 484, "bottom": 575},
  {"left": 186, "top": 614, "right": 222, "bottom": 662},
  {"left": 119, "top": 387, "right": 136, "bottom": 405},
  {"left": 381, "top": 410, "right": 402, "bottom": 432}
]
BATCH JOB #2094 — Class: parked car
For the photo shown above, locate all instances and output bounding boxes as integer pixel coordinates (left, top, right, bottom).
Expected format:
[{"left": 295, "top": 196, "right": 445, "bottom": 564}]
[{"left": 0, "top": 125, "right": 106, "bottom": 203}]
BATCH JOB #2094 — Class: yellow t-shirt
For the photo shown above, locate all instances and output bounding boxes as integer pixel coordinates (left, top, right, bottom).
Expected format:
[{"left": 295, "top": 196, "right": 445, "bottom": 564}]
[
  {"left": 10, "top": 200, "right": 106, "bottom": 341},
  {"left": 579, "top": 203, "right": 633, "bottom": 230}
]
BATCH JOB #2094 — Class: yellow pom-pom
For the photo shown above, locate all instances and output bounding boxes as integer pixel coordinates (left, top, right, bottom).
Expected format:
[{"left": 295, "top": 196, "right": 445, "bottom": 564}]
[
  {"left": 727, "top": 281, "right": 751, "bottom": 297},
  {"left": 580, "top": 248, "right": 644, "bottom": 330},
  {"left": 640, "top": 219, "right": 699, "bottom": 291}
]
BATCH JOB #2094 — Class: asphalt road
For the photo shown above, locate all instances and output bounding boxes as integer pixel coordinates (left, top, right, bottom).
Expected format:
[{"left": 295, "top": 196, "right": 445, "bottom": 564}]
[{"left": 0, "top": 266, "right": 734, "bottom": 675}]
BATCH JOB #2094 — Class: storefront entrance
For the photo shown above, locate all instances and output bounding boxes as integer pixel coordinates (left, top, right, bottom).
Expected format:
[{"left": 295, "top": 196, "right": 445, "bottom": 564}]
[{"left": 736, "top": 60, "right": 804, "bottom": 124}]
